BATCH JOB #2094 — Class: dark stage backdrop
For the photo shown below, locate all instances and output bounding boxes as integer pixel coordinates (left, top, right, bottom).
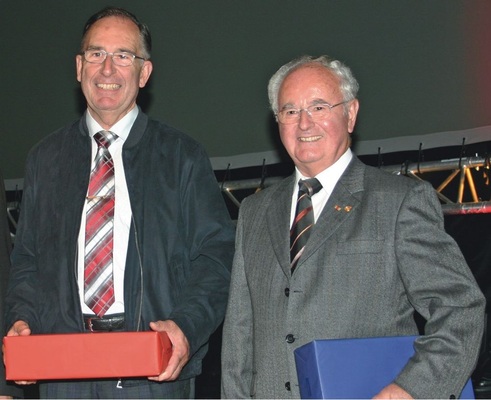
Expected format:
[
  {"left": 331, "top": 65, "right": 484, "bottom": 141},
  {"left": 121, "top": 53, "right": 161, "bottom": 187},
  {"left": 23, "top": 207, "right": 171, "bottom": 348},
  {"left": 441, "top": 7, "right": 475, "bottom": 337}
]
[{"left": 2, "top": 0, "right": 491, "bottom": 184}]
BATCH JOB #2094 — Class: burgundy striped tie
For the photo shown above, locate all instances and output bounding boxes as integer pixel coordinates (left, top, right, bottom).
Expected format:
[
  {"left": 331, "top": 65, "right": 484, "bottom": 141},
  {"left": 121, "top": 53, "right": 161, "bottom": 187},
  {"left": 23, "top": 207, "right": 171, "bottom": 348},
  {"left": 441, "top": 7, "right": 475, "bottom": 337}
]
[
  {"left": 290, "top": 178, "right": 322, "bottom": 273},
  {"left": 84, "top": 130, "right": 117, "bottom": 317}
]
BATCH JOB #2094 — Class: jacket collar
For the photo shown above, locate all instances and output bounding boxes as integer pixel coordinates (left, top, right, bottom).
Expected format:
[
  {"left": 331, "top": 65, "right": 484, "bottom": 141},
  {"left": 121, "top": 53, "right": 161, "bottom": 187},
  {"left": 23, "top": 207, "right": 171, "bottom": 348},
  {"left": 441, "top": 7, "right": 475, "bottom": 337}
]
[
  {"left": 266, "top": 175, "right": 296, "bottom": 275},
  {"left": 298, "top": 156, "right": 366, "bottom": 269},
  {"left": 77, "top": 107, "right": 148, "bottom": 149},
  {"left": 266, "top": 156, "right": 367, "bottom": 277}
]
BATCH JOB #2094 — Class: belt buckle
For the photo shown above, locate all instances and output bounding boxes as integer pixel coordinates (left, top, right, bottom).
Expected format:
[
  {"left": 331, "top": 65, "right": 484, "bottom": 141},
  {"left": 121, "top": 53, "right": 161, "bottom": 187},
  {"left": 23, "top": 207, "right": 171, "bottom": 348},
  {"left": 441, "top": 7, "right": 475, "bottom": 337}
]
[{"left": 86, "top": 317, "right": 95, "bottom": 332}]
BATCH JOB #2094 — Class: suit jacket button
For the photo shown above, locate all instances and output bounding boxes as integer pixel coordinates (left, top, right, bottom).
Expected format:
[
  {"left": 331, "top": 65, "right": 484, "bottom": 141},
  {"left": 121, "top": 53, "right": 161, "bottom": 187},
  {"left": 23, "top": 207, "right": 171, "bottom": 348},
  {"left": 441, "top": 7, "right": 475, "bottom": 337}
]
[
  {"left": 284, "top": 288, "right": 290, "bottom": 297},
  {"left": 285, "top": 334, "right": 295, "bottom": 343},
  {"left": 285, "top": 381, "right": 291, "bottom": 391}
]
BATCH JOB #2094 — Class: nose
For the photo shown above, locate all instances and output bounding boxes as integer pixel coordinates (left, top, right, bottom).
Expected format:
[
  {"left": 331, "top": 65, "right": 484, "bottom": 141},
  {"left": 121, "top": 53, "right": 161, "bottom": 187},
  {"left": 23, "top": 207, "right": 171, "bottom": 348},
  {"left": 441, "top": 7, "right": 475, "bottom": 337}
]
[
  {"left": 101, "top": 55, "right": 116, "bottom": 75},
  {"left": 298, "top": 108, "right": 314, "bottom": 130}
]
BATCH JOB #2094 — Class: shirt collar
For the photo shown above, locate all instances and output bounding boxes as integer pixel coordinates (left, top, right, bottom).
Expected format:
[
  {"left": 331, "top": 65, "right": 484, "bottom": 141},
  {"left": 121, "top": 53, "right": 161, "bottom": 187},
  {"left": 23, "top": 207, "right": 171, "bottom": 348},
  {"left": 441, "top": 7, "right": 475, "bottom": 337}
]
[
  {"left": 85, "top": 106, "right": 139, "bottom": 142},
  {"left": 294, "top": 148, "right": 353, "bottom": 194}
]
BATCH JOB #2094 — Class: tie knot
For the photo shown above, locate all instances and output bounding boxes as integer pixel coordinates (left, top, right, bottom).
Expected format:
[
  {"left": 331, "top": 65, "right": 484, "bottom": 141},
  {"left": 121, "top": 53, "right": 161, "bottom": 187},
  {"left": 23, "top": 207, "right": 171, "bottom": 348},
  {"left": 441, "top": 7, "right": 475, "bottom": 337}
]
[
  {"left": 298, "top": 178, "right": 322, "bottom": 197},
  {"left": 94, "top": 130, "right": 118, "bottom": 149}
]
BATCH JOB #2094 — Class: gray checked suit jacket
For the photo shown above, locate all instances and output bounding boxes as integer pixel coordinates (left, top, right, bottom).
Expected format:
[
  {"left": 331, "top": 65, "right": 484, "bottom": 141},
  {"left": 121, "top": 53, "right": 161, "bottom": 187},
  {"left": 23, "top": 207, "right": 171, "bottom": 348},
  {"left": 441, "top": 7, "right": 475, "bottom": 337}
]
[{"left": 221, "top": 155, "right": 485, "bottom": 399}]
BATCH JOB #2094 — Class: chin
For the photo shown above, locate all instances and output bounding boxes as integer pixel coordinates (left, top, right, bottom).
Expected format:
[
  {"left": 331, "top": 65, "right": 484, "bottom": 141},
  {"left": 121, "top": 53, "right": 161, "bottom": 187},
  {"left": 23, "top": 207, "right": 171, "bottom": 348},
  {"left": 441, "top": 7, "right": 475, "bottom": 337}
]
[{"left": 295, "top": 151, "right": 323, "bottom": 163}]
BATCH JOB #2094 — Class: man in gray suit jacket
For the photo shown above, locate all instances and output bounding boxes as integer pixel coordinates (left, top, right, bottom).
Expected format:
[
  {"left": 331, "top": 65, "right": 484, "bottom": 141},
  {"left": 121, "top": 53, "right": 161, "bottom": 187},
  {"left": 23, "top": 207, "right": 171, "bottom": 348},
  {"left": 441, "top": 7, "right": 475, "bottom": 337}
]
[{"left": 221, "top": 55, "right": 485, "bottom": 399}]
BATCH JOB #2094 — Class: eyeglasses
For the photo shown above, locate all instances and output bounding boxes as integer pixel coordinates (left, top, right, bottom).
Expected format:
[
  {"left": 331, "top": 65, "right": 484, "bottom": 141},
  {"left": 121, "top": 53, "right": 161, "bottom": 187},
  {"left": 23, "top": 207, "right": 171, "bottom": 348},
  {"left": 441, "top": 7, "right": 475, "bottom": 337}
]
[
  {"left": 80, "top": 49, "right": 146, "bottom": 67},
  {"left": 276, "top": 101, "right": 349, "bottom": 124}
]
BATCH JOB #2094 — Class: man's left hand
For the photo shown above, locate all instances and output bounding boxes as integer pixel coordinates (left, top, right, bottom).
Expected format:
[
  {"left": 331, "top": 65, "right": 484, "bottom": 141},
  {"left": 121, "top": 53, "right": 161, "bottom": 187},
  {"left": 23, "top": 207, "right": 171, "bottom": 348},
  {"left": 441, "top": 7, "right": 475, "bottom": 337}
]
[
  {"left": 147, "top": 320, "right": 190, "bottom": 382},
  {"left": 373, "top": 383, "right": 413, "bottom": 399}
]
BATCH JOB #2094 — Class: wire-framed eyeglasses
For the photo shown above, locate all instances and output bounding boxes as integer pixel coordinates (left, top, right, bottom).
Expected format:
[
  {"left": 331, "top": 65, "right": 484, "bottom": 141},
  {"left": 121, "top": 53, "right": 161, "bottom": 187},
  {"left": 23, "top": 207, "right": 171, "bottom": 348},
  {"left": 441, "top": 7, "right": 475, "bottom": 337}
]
[
  {"left": 276, "top": 101, "right": 349, "bottom": 124},
  {"left": 80, "top": 49, "right": 146, "bottom": 67}
]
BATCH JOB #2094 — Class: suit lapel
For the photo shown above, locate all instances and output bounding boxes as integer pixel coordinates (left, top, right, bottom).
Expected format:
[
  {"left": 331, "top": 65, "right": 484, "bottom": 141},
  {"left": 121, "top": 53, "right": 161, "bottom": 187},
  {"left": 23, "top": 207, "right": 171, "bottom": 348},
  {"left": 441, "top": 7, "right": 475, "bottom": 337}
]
[
  {"left": 295, "top": 157, "right": 366, "bottom": 270},
  {"left": 266, "top": 175, "right": 295, "bottom": 277}
]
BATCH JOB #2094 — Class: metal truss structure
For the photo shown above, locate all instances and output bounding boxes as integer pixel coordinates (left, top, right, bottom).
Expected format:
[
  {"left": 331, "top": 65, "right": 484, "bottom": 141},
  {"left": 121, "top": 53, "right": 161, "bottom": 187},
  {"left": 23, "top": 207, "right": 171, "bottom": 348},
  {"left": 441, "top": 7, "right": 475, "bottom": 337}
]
[
  {"left": 220, "top": 155, "right": 491, "bottom": 215},
  {"left": 5, "top": 156, "right": 491, "bottom": 238}
]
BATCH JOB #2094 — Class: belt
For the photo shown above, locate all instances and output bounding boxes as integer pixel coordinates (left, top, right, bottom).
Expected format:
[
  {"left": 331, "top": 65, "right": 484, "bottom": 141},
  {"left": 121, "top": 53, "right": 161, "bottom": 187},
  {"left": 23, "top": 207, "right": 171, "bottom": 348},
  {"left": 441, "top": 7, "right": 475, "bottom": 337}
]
[{"left": 83, "top": 313, "right": 125, "bottom": 332}]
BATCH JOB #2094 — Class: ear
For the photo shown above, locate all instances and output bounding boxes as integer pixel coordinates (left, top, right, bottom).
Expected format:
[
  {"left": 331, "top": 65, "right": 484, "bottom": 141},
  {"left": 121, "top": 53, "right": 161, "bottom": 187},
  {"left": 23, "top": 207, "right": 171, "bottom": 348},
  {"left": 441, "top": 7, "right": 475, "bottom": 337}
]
[
  {"left": 76, "top": 54, "right": 83, "bottom": 83},
  {"left": 347, "top": 99, "right": 359, "bottom": 133},
  {"left": 139, "top": 60, "right": 153, "bottom": 88}
]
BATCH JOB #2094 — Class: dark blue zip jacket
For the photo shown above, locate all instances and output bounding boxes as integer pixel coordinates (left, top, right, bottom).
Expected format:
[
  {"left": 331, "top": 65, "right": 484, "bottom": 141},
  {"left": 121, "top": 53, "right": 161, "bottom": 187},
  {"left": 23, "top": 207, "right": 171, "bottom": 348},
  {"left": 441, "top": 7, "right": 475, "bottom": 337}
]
[{"left": 5, "top": 110, "right": 235, "bottom": 379}]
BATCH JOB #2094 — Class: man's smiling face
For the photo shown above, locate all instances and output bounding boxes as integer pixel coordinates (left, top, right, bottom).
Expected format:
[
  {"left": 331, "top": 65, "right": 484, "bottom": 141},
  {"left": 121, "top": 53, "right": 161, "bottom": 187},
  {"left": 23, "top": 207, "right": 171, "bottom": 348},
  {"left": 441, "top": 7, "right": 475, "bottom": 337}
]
[
  {"left": 76, "top": 16, "right": 152, "bottom": 129},
  {"left": 277, "top": 63, "right": 359, "bottom": 177}
]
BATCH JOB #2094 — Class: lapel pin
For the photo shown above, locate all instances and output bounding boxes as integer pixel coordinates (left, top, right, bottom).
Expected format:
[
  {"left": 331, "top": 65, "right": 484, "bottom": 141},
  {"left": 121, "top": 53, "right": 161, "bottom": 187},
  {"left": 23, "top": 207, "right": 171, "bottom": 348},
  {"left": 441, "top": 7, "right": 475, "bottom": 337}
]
[{"left": 334, "top": 205, "right": 353, "bottom": 212}]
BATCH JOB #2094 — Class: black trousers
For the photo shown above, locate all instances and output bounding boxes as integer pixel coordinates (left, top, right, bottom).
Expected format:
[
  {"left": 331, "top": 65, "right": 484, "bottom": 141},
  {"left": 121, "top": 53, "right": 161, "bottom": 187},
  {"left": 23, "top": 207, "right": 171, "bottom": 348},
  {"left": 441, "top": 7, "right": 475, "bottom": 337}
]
[{"left": 39, "top": 377, "right": 195, "bottom": 399}]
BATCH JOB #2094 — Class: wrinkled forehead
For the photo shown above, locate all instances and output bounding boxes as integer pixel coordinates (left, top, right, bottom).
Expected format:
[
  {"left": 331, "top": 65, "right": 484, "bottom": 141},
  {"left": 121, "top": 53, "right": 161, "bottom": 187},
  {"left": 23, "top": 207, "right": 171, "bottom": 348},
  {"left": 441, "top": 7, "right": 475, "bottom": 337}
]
[
  {"left": 81, "top": 16, "right": 141, "bottom": 51},
  {"left": 279, "top": 64, "right": 342, "bottom": 106}
]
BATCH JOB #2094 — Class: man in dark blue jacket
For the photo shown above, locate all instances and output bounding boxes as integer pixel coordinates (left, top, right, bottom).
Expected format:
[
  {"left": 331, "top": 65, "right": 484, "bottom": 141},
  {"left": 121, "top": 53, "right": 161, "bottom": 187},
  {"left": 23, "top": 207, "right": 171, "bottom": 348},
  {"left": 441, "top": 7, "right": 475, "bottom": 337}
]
[
  {"left": 1, "top": 170, "right": 23, "bottom": 399},
  {"left": 4, "top": 7, "right": 234, "bottom": 399}
]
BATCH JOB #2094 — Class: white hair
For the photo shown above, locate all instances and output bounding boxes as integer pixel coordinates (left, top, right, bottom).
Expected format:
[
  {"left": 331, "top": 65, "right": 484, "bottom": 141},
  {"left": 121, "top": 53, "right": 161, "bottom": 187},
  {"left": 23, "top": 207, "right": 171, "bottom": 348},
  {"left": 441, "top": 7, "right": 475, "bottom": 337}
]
[{"left": 267, "top": 55, "right": 359, "bottom": 114}]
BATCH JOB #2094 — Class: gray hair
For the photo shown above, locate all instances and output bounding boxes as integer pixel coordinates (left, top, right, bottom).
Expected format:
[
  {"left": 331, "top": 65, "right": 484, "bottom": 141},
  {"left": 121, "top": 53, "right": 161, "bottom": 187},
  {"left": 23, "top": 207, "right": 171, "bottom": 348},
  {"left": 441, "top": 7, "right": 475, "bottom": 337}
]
[{"left": 267, "top": 55, "right": 359, "bottom": 114}]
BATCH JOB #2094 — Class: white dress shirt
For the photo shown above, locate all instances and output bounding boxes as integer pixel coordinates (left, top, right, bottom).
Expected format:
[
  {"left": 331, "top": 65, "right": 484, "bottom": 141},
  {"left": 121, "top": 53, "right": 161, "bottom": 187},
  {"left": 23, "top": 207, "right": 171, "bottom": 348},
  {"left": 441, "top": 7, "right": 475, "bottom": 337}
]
[
  {"left": 290, "top": 148, "right": 353, "bottom": 227},
  {"left": 77, "top": 107, "right": 137, "bottom": 315}
]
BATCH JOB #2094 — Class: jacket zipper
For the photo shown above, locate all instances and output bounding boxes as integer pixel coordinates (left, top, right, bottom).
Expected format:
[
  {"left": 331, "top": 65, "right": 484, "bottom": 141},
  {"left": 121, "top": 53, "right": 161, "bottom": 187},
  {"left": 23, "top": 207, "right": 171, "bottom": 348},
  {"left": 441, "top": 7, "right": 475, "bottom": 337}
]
[
  {"left": 74, "top": 246, "right": 87, "bottom": 331},
  {"left": 132, "top": 215, "right": 144, "bottom": 332}
]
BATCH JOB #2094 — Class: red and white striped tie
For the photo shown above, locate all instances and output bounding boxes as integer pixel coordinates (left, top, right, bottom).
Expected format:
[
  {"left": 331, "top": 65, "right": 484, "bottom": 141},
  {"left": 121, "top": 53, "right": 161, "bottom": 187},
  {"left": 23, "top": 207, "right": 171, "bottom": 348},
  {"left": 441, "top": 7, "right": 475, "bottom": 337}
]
[{"left": 84, "top": 130, "right": 117, "bottom": 317}]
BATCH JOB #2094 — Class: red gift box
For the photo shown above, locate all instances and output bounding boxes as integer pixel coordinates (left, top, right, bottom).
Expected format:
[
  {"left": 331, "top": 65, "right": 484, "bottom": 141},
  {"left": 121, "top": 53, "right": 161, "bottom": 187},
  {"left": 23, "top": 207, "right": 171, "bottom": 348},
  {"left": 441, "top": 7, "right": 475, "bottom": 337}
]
[{"left": 3, "top": 331, "right": 172, "bottom": 381}]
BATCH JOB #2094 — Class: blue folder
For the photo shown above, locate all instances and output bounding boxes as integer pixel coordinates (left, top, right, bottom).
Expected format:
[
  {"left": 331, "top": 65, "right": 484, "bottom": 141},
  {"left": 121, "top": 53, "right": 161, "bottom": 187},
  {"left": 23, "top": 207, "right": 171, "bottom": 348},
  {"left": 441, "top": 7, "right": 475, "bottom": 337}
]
[{"left": 294, "top": 335, "right": 474, "bottom": 399}]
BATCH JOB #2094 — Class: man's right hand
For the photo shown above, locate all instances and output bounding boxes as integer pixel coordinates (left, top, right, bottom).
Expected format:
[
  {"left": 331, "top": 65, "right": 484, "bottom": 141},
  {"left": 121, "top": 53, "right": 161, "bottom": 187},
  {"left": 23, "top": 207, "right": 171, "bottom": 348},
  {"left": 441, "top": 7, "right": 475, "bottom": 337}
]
[
  {"left": 5, "top": 320, "right": 36, "bottom": 385},
  {"left": 7, "top": 320, "right": 31, "bottom": 337}
]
